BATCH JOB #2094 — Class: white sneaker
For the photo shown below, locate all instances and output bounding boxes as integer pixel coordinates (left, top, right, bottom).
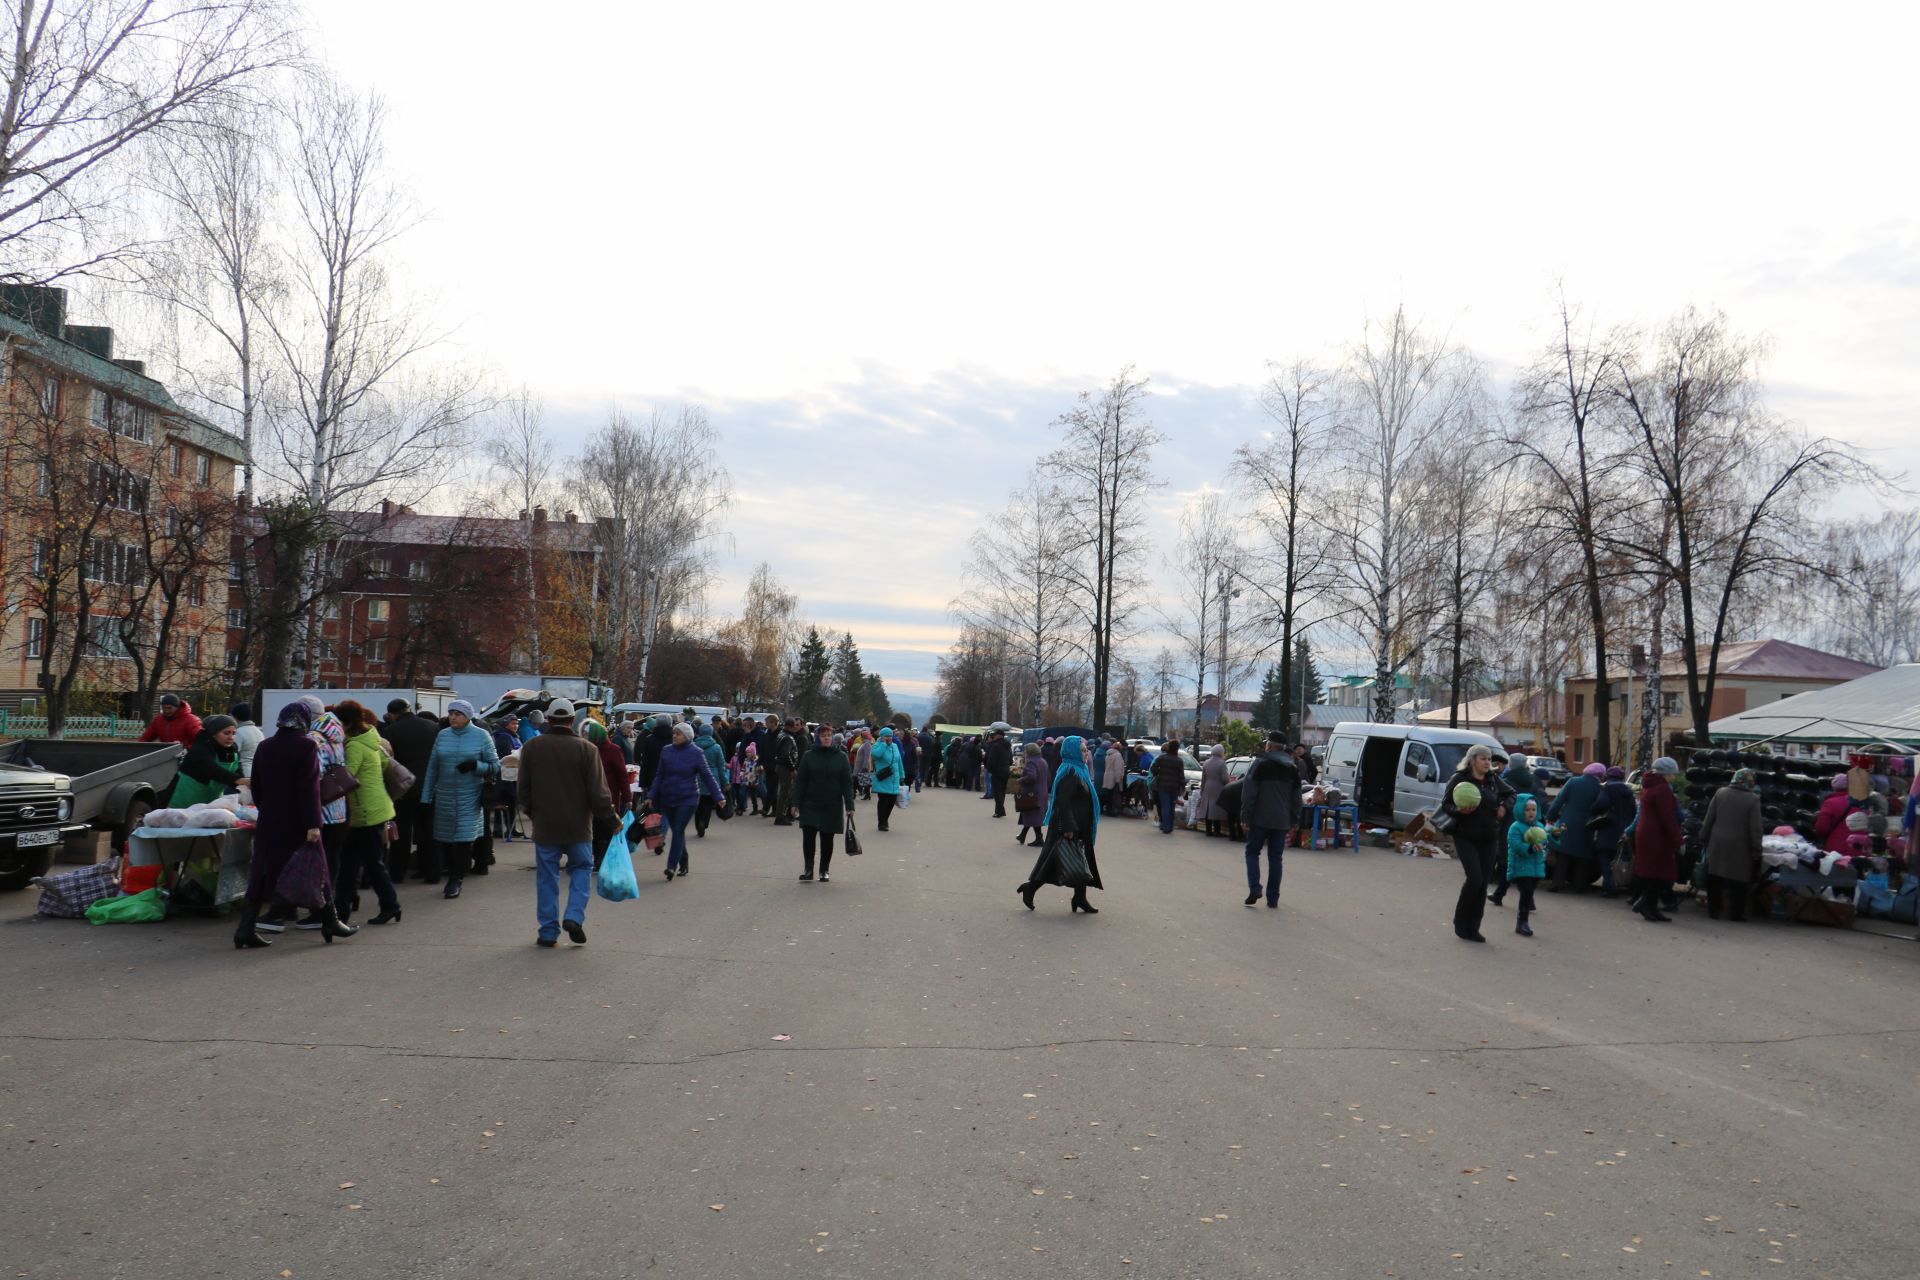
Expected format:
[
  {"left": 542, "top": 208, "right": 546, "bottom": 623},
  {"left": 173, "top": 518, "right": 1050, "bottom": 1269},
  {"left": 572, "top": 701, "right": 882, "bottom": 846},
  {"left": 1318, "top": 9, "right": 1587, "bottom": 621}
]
[{"left": 819, "top": 873, "right": 830, "bottom": 883}]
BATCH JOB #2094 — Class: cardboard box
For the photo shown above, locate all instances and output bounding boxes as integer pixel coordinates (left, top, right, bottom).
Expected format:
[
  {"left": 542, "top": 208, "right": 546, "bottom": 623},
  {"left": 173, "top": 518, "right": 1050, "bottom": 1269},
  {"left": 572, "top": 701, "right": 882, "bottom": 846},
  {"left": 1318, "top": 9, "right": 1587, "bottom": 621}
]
[{"left": 1784, "top": 894, "right": 1855, "bottom": 929}]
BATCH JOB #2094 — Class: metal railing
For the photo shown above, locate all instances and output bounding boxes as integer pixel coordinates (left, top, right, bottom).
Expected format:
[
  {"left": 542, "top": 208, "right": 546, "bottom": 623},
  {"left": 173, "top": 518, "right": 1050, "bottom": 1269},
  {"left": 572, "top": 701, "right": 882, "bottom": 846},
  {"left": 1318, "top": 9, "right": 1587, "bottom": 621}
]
[{"left": 0, "top": 712, "right": 144, "bottom": 739}]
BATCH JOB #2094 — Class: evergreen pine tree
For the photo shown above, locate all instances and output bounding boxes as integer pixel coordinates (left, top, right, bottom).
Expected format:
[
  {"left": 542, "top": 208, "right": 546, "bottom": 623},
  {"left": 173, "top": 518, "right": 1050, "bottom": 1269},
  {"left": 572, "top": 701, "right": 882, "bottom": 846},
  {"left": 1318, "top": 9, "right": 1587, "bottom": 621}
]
[
  {"left": 792, "top": 627, "right": 831, "bottom": 722},
  {"left": 1291, "top": 635, "right": 1324, "bottom": 728},
  {"left": 1253, "top": 663, "right": 1286, "bottom": 729},
  {"left": 863, "top": 673, "right": 892, "bottom": 726},
  {"left": 831, "top": 631, "right": 868, "bottom": 721}
]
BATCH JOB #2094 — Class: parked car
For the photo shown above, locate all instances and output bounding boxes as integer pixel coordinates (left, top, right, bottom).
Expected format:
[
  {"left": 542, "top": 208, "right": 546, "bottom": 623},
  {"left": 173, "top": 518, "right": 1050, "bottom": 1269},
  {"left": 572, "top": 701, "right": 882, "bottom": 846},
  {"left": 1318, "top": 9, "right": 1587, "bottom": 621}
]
[
  {"left": 0, "top": 739, "right": 185, "bottom": 891},
  {"left": 1320, "top": 722, "right": 1508, "bottom": 829},
  {"left": 1518, "top": 754, "right": 1569, "bottom": 790}
]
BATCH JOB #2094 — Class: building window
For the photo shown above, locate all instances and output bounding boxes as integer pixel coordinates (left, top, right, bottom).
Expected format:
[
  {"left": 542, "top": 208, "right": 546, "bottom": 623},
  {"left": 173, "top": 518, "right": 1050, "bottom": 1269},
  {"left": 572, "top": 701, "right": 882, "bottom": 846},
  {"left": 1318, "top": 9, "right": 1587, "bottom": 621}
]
[
  {"left": 184, "top": 635, "right": 202, "bottom": 664},
  {"left": 407, "top": 560, "right": 428, "bottom": 581},
  {"left": 195, "top": 452, "right": 211, "bottom": 484},
  {"left": 366, "top": 557, "right": 391, "bottom": 577},
  {"left": 314, "top": 639, "right": 337, "bottom": 661},
  {"left": 188, "top": 576, "right": 206, "bottom": 606},
  {"left": 36, "top": 371, "right": 59, "bottom": 416},
  {"left": 31, "top": 538, "right": 49, "bottom": 575},
  {"left": 86, "top": 461, "right": 148, "bottom": 512},
  {"left": 1573, "top": 693, "right": 1585, "bottom": 716},
  {"left": 107, "top": 398, "right": 153, "bottom": 442},
  {"left": 165, "top": 508, "right": 179, "bottom": 537},
  {"left": 37, "top": 460, "right": 52, "bottom": 495},
  {"left": 26, "top": 617, "right": 46, "bottom": 659},
  {"left": 1661, "top": 691, "right": 1682, "bottom": 717},
  {"left": 228, "top": 557, "right": 244, "bottom": 582},
  {"left": 91, "top": 387, "right": 110, "bottom": 427},
  {"left": 226, "top": 606, "right": 247, "bottom": 629},
  {"left": 367, "top": 599, "right": 388, "bottom": 622},
  {"left": 225, "top": 648, "right": 241, "bottom": 670},
  {"left": 169, "top": 443, "right": 183, "bottom": 476},
  {"left": 367, "top": 638, "right": 387, "bottom": 663},
  {"left": 83, "top": 615, "right": 127, "bottom": 658},
  {"left": 321, "top": 597, "right": 340, "bottom": 620},
  {"left": 85, "top": 540, "right": 142, "bottom": 585}
]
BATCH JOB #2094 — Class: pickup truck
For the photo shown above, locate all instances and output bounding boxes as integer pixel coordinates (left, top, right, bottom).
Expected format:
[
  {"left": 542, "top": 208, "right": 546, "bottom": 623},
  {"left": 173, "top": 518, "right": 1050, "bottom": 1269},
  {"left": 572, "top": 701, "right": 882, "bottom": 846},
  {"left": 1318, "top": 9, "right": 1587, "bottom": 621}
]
[{"left": 0, "top": 739, "right": 185, "bottom": 891}]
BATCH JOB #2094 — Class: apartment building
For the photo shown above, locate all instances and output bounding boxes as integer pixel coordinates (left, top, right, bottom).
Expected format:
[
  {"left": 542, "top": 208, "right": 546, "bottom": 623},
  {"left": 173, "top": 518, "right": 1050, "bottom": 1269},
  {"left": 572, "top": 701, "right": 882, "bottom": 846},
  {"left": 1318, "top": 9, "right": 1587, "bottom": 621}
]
[{"left": 0, "top": 286, "right": 246, "bottom": 710}]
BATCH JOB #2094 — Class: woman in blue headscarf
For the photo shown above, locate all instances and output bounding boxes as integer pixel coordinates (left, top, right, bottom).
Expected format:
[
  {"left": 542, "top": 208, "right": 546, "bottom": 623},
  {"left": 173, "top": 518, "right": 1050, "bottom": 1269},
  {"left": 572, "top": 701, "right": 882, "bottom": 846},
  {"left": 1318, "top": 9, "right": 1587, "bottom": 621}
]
[{"left": 1018, "top": 734, "right": 1103, "bottom": 914}]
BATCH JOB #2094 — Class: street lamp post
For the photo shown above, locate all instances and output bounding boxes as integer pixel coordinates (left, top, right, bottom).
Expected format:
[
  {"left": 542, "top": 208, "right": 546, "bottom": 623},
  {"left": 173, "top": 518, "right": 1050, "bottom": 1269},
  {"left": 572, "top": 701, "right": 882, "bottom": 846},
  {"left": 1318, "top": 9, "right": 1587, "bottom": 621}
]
[{"left": 1216, "top": 568, "right": 1240, "bottom": 743}]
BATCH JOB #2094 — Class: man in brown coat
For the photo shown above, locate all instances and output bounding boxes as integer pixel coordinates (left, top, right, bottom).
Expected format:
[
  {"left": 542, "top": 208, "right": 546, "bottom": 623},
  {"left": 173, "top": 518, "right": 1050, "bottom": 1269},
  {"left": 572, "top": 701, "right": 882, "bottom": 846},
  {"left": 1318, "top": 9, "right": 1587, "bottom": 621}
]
[{"left": 518, "top": 699, "right": 617, "bottom": 948}]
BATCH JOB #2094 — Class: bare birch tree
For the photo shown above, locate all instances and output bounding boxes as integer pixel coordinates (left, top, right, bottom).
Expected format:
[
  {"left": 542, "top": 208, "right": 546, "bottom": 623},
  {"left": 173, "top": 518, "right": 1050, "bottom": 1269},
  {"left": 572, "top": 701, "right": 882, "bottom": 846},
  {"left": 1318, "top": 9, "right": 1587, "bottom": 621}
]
[
  {"left": 1039, "top": 368, "right": 1163, "bottom": 732},
  {"left": 1236, "top": 358, "right": 1337, "bottom": 739},
  {"left": 1317, "top": 306, "right": 1477, "bottom": 724},
  {"left": 252, "top": 81, "right": 486, "bottom": 688},
  {"left": 0, "top": 0, "right": 298, "bottom": 282},
  {"left": 1163, "top": 490, "right": 1251, "bottom": 743},
  {"left": 952, "top": 474, "right": 1080, "bottom": 727},
  {"left": 484, "top": 387, "right": 554, "bottom": 676}
]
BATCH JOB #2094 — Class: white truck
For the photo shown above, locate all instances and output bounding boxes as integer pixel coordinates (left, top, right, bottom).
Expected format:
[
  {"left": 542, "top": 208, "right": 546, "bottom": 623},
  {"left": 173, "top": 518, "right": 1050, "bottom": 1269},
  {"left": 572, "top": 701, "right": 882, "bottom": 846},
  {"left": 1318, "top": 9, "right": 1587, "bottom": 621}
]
[{"left": 259, "top": 688, "right": 459, "bottom": 727}]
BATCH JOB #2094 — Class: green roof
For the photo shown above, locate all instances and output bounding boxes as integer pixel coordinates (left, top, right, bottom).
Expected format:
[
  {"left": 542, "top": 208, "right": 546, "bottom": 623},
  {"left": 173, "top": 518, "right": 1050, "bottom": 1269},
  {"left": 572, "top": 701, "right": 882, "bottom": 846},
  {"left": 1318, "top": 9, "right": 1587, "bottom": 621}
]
[{"left": 1, "top": 310, "right": 248, "bottom": 465}]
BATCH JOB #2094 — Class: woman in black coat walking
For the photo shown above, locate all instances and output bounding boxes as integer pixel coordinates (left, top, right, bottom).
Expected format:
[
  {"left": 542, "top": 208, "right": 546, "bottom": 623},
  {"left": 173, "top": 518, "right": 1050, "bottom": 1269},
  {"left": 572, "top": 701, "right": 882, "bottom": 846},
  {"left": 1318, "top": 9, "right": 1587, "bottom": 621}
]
[
  {"left": 1018, "top": 735, "right": 1102, "bottom": 914},
  {"left": 233, "top": 702, "right": 356, "bottom": 948},
  {"left": 1014, "top": 743, "right": 1051, "bottom": 847}
]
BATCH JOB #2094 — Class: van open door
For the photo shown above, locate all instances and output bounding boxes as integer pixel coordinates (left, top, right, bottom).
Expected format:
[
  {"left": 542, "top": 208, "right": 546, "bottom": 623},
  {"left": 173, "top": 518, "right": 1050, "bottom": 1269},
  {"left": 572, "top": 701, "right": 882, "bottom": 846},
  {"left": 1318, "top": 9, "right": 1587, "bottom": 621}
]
[{"left": 1356, "top": 735, "right": 1402, "bottom": 825}]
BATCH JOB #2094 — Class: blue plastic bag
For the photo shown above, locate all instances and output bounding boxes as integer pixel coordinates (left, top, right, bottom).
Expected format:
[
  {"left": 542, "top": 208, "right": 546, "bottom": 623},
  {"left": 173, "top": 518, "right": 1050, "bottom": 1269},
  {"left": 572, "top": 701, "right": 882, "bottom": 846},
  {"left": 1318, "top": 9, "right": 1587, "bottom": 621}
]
[{"left": 597, "top": 809, "right": 639, "bottom": 902}]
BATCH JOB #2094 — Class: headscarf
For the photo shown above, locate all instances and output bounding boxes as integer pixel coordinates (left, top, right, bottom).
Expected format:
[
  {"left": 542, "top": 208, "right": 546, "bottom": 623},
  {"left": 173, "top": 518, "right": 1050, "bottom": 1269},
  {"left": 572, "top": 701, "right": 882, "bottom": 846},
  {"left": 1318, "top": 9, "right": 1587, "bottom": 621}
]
[
  {"left": 584, "top": 721, "right": 608, "bottom": 744},
  {"left": 1731, "top": 768, "right": 1757, "bottom": 789},
  {"left": 1582, "top": 761, "right": 1607, "bottom": 777},
  {"left": 276, "top": 702, "right": 312, "bottom": 732},
  {"left": 1043, "top": 735, "right": 1097, "bottom": 837},
  {"left": 879, "top": 727, "right": 894, "bottom": 739},
  {"left": 1604, "top": 765, "right": 1626, "bottom": 781},
  {"left": 1210, "top": 744, "right": 1225, "bottom": 759}
]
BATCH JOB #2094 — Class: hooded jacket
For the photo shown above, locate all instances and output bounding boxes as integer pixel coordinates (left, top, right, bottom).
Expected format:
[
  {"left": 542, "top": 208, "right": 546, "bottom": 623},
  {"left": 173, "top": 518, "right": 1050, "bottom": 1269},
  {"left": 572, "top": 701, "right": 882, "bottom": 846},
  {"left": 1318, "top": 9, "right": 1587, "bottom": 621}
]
[
  {"left": 871, "top": 734, "right": 905, "bottom": 795},
  {"left": 1506, "top": 801, "right": 1549, "bottom": 880},
  {"left": 140, "top": 701, "right": 201, "bottom": 747}
]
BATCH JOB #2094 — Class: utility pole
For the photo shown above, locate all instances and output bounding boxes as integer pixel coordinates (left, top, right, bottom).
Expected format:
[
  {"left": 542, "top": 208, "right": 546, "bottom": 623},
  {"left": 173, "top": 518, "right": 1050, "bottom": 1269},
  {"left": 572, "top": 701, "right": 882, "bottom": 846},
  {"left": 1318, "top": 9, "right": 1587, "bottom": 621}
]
[{"left": 1216, "top": 567, "right": 1239, "bottom": 744}]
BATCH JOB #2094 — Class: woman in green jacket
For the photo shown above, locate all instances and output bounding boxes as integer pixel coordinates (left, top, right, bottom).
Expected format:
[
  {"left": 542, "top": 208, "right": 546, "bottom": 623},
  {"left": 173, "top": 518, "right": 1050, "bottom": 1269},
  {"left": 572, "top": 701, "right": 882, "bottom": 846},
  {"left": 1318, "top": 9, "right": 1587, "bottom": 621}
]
[
  {"left": 793, "top": 722, "right": 856, "bottom": 882},
  {"left": 170, "top": 715, "right": 243, "bottom": 808},
  {"left": 338, "top": 701, "right": 402, "bottom": 926}
]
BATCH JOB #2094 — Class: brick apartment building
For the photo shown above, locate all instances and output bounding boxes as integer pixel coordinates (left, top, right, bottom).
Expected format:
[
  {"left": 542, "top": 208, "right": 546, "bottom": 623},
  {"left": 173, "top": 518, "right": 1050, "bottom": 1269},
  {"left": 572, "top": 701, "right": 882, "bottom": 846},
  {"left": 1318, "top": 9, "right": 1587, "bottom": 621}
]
[
  {"left": 0, "top": 286, "right": 246, "bottom": 711},
  {"left": 227, "top": 502, "right": 609, "bottom": 688}
]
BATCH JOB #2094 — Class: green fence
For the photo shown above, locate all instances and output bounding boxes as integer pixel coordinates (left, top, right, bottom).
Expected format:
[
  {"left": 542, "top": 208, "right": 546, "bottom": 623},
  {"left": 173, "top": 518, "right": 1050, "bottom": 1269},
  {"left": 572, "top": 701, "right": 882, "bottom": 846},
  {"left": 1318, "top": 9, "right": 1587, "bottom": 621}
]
[{"left": 0, "top": 712, "right": 144, "bottom": 740}]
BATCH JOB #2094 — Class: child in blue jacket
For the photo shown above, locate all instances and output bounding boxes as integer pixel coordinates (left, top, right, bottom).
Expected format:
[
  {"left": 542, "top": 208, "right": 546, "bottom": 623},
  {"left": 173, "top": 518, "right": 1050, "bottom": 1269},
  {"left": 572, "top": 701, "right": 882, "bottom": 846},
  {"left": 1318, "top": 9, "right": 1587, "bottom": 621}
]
[{"left": 1506, "top": 796, "right": 1550, "bottom": 937}]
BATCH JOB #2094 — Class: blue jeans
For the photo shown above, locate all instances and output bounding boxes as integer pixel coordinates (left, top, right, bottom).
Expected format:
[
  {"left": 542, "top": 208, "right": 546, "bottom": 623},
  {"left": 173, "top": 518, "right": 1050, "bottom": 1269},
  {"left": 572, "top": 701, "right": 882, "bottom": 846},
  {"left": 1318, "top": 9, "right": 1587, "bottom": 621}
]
[
  {"left": 664, "top": 803, "right": 695, "bottom": 872},
  {"left": 1156, "top": 790, "right": 1179, "bottom": 833},
  {"left": 1245, "top": 826, "right": 1285, "bottom": 903},
  {"left": 535, "top": 840, "right": 593, "bottom": 940}
]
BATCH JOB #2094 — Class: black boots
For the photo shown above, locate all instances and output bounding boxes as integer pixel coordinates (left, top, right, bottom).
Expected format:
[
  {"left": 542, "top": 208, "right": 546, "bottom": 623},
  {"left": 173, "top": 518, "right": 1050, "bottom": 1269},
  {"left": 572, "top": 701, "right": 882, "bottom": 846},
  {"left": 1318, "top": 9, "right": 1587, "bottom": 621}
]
[
  {"left": 320, "top": 904, "right": 358, "bottom": 942},
  {"left": 233, "top": 901, "right": 271, "bottom": 949},
  {"left": 1070, "top": 892, "right": 1098, "bottom": 914}
]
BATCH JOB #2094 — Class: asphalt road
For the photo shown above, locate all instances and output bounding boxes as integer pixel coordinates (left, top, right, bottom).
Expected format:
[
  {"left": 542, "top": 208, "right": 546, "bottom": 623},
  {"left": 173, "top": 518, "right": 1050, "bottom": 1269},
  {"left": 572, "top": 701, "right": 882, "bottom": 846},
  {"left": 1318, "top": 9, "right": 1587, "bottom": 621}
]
[{"left": 3, "top": 786, "right": 1916, "bottom": 1279}]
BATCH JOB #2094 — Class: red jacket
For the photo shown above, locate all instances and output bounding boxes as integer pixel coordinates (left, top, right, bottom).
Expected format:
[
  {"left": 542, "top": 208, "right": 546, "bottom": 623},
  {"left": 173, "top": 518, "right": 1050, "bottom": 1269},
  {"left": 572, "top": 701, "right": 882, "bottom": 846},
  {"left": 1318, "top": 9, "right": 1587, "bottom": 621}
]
[
  {"left": 139, "top": 702, "right": 201, "bottom": 746},
  {"left": 596, "top": 738, "right": 630, "bottom": 816},
  {"left": 1632, "top": 772, "right": 1683, "bottom": 881},
  {"left": 1812, "top": 792, "right": 1856, "bottom": 854}
]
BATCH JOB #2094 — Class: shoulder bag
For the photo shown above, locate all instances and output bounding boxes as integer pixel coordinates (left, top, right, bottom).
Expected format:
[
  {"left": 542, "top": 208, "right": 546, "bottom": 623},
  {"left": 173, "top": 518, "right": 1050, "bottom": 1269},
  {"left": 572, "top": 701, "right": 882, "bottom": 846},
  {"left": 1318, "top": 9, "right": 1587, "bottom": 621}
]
[{"left": 320, "top": 761, "right": 360, "bottom": 805}]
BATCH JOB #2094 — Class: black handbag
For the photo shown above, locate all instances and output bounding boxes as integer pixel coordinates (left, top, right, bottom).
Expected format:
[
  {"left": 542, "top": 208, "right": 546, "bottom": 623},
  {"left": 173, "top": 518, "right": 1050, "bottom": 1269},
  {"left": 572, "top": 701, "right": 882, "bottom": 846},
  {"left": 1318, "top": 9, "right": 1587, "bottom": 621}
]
[
  {"left": 319, "top": 761, "right": 359, "bottom": 805},
  {"left": 844, "top": 814, "right": 863, "bottom": 856},
  {"left": 1052, "top": 835, "right": 1092, "bottom": 887}
]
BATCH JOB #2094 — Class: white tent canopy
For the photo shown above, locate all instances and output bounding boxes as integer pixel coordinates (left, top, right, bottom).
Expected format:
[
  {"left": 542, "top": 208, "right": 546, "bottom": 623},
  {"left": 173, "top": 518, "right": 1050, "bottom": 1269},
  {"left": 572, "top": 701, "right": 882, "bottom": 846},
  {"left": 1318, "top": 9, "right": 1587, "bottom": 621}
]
[{"left": 1707, "top": 664, "right": 1920, "bottom": 750}]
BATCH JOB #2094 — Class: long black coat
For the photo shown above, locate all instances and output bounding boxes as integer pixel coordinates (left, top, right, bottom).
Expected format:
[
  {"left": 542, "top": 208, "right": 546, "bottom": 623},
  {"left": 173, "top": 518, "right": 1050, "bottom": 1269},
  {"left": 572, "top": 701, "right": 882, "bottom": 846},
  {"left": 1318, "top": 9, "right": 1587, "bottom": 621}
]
[
  {"left": 1025, "top": 771, "right": 1103, "bottom": 892},
  {"left": 794, "top": 744, "right": 855, "bottom": 834},
  {"left": 246, "top": 728, "right": 322, "bottom": 901}
]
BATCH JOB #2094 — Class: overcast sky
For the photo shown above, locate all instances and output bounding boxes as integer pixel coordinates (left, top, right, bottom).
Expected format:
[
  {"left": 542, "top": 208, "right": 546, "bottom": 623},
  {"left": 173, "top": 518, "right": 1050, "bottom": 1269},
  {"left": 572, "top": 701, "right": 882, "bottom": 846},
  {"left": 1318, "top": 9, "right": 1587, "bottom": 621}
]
[{"left": 302, "top": 1, "right": 1917, "bottom": 700}]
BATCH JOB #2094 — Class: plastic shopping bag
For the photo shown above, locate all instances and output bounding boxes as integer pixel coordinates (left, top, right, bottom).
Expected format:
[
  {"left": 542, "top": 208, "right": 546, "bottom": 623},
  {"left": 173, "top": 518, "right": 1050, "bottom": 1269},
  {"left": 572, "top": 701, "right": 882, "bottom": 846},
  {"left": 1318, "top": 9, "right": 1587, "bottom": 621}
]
[
  {"left": 85, "top": 888, "right": 168, "bottom": 925},
  {"left": 597, "top": 810, "right": 640, "bottom": 902}
]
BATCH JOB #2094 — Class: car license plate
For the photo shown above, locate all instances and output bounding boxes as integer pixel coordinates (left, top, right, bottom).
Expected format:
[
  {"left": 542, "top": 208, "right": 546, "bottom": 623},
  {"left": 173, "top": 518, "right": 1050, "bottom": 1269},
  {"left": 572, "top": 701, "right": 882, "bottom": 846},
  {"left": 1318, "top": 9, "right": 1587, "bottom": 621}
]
[{"left": 15, "top": 829, "right": 61, "bottom": 848}]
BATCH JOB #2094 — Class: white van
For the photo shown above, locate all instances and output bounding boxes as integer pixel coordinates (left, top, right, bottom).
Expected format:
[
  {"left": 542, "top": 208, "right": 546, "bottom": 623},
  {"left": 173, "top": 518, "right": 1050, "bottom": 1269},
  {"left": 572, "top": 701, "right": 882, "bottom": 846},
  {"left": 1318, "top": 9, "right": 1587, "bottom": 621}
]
[{"left": 1321, "top": 722, "right": 1507, "bottom": 829}]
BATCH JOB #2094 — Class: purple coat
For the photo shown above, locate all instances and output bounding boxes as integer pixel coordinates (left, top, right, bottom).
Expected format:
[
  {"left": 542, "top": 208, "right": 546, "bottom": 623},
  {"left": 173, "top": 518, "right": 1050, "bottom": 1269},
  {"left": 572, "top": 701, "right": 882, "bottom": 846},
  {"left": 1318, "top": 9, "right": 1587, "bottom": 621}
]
[
  {"left": 246, "top": 727, "right": 322, "bottom": 901},
  {"left": 648, "top": 739, "right": 721, "bottom": 809}
]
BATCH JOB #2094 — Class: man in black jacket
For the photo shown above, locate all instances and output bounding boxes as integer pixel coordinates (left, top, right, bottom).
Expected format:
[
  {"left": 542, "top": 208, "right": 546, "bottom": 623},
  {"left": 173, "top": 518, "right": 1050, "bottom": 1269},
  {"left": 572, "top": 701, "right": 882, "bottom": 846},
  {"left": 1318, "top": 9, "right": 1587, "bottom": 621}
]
[
  {"left": 379, "top": 698, "right": 439, "bottom": 882},
  {"left": 1151, "top": 739, "right": 1189, "bottom": 834},
  {"left": 771, "top": 717, "right": 803, "bottom": 825},
  {"left": 1240, "top": 732, "right": 1300, "bottom": 907},
  {"left": 983, "top": 730, "right": 1014, "bottom": 818}
]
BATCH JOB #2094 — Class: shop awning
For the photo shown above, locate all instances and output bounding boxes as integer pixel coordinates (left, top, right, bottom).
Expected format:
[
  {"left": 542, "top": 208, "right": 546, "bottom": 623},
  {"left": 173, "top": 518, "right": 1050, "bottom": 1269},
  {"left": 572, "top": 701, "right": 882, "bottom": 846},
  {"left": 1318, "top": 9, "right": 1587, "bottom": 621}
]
[{"left": 1707, "top": 664, "right": 1920, "bottom": 750}]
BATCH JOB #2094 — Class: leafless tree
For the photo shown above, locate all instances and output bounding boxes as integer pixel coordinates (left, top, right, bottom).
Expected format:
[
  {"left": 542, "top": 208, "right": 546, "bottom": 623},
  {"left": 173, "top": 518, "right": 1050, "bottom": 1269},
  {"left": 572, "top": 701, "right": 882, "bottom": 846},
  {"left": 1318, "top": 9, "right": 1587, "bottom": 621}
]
[
  {"left": 1803, "top": 512, "right": 1920, "bottom": 666},
  {"left": 0, "top": 0, "right": 299, "bottom": 283},
  {"left": 1508, "top": 294, "right": 1637, "bottom": 760},
  {"left": 1236, "top": 357, "right": 1337, "bottom": 738},
  {"left": 574, "top": 405, "right": 731, "bottom": 695},
  {"left": 484, "top": 387, "right": 554, "bottom": 675},
  {"left": 1163, "top": 490, "right": 1253, "bottom": 743},
  {"left": 952, "top": 474, "right": 1081, "bottom": 728},
  {"left": 1425, "top": 398, "right": 1516, "bottom": 726},
  {"left": 1316, "top": 305, "right": 1478, "bottom": 724},
  {"left": 251, "top": 81, "right": 487, "bottom": 688},
  {"left": 1039, "top": 368, "right": 1163, "bottom": 732},
  {"left": 1603, "top": 307, "right": 1872, "bottom": 744},
  {"left": 736, "top": 561, "right": 801, "bottom": 707}
]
